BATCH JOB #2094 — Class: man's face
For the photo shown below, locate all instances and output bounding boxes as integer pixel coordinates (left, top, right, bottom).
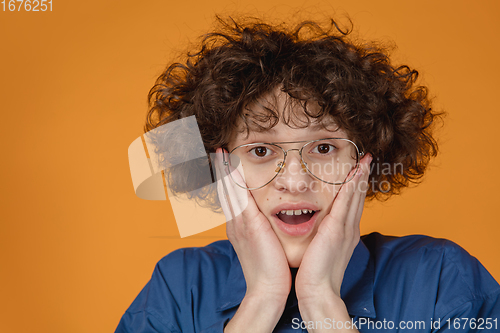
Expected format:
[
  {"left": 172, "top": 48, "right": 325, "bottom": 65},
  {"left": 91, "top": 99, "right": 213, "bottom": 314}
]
[{"left": 227, "top": 93, "right": 349, "bottom": 267}]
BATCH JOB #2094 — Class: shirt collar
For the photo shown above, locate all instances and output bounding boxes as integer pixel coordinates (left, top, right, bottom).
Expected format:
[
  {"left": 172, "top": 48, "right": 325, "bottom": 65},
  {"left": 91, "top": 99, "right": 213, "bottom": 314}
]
[{"left": 216, "top": 238, "right": 376, "bottom": 318}]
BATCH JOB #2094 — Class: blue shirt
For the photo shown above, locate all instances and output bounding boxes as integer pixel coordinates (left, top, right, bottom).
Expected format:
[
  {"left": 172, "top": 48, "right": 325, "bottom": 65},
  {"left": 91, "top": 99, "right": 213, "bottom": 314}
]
[{"left": 115, "top": 233, "right": 500, "bottom": 332}]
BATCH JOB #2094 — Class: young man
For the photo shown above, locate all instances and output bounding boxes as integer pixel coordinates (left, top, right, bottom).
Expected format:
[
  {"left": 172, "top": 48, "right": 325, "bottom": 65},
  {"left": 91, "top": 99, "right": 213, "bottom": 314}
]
[{"left": 116, "top": 18, "right": 500, "bottom": 332}]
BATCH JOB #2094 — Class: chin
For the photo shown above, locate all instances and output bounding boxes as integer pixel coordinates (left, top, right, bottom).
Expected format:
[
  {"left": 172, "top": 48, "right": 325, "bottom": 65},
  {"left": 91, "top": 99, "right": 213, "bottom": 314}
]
[
  {"left": 281, "top": 242, "right": 308, "bottom": 268},
  {"left": 269, "top": 216, "right": 319, "bottom": 268}
]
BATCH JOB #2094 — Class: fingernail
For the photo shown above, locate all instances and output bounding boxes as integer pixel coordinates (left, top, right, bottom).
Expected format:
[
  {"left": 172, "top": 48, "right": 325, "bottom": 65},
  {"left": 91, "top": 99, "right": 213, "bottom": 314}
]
[{"left": 216, "top": 148, "right": 224, "bottom": 161}]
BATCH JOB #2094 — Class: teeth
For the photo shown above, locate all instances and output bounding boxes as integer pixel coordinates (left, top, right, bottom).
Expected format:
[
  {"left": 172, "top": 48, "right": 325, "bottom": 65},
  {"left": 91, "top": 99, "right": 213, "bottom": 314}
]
[{"left": 278, "top": 209, "right": 315, "bottom": 216}]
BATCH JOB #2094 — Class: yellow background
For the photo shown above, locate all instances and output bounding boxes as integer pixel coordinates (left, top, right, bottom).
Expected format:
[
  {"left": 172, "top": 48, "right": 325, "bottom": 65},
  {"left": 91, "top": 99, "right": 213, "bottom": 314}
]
[{"left": 0, "top": 0, "right": 498, "bottom": 332}]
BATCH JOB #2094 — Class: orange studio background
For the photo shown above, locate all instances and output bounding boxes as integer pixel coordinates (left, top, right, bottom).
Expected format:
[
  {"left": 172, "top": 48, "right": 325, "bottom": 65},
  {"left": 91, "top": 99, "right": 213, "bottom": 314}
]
[{"left": 0, "top": 1, "right": 498, "bottom": 332}]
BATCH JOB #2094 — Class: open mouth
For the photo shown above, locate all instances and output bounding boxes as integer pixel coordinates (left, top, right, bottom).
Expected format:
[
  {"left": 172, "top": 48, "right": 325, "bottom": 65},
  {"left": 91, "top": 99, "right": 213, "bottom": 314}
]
[{"left": 276, "top": 209, "right": 317, "bottom": 225}]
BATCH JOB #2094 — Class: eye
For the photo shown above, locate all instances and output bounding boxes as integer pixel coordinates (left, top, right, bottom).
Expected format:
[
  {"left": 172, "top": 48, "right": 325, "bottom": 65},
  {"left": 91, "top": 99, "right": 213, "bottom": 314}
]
[
  {"left": 312, "top": 143, "right": 336, "bottom": 154},
  {"left": 250, "top": 146, "right": 272, "bottom": 157}
]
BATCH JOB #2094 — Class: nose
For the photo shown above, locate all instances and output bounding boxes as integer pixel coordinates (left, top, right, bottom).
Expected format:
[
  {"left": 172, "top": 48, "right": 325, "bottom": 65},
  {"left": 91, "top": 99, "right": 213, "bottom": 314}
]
[{"left": 273, "top": 150, "right": 313, "bottom": 193}]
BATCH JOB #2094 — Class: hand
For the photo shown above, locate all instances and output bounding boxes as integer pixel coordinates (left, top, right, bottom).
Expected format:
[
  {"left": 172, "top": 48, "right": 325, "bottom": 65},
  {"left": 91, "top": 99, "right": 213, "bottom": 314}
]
[
  {"left": 295, "top": 154, "right": 372, "bottom": 331},
  {"left": 215, "top": 148, "right": 291, "bottom": 332}
]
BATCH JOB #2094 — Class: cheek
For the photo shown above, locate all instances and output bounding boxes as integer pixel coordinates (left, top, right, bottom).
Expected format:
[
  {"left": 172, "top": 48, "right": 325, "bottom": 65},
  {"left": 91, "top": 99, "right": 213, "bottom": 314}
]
[{"left": 249, "top": 189, "right": 271, "bottom": 212}]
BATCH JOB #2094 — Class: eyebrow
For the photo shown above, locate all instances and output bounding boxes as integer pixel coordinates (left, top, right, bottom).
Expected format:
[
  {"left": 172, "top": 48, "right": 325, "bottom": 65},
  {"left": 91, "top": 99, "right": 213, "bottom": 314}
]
[{"left": 260, "top": 123, "right": 341, "bottom": 134}]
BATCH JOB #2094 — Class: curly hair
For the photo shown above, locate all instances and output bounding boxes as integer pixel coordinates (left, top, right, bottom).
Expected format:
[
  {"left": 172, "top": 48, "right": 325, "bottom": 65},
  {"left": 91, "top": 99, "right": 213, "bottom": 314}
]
[{"left": 145, "top": 16, "right": 443, "bottom": 206}]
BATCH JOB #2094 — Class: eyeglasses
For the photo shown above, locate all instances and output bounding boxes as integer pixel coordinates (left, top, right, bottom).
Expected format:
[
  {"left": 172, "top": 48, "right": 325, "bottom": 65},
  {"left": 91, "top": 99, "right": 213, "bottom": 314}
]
[{"left": 222, "top": 138, "right": 364, "bottom": 190}]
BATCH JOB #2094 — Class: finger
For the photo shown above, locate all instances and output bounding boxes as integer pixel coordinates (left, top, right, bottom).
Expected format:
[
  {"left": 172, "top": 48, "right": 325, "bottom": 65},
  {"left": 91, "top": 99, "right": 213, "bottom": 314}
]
[
  {"left": 342, "top": 175, "right": 363, "bottom": 236},
  {"left": 215, "top": 148, "right": 248, "bottom": 242},
  {"left": 220, "top": 150, "right": 252, "bottom": 214},
  {"left": 345, "top": 154, "right": 372, "bottom": 228},
  {"left": 215, "top": 148, "right": 260, "bottom": 223},
  {"left": 354, "top": 154, "right": 372, "bottom": 219},
  {"left": 214, "top": 148, "right": 237, "bottom": 221},
  {"left": 322, "top": 154, "right": 370, "bottom": 241},
  {"left": 334, "top": 165, "right": 359, "bottom": 218},
  {"left": 346, "top": 173, "right": 367, "bottom": 241},
  {"left": 321, "top": 166, "right": 358, "bottom": 235}
]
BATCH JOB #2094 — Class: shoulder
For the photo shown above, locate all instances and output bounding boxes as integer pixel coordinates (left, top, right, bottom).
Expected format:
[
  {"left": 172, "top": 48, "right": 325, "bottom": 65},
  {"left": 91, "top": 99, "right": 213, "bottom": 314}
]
[
  {"left": 154, "top": 239, "right": 235, "bottom": 287},
  {"left": 116, "top": 240, "right": 236, "bottom": 332},
  {"left": 363, "top": 232, "right": 500, "bottom": 316},
  {"left": 362, "top": 231, "right": 458, "bottom": 254},
  {"left": 362, "top": 232, "right": 498, "bottom": 287},
  {"left": 157, "top": 239, "right": 234, "bottom": 268},
  {"left": 125, "top": 240, "right": 235, "bottom": 312}
]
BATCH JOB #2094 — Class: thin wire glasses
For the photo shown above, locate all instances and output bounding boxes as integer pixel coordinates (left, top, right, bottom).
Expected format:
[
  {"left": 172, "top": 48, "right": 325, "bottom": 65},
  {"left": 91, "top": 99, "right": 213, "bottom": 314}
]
[{"left": 223, "top": 138, "right": 364, "bottom": 190}]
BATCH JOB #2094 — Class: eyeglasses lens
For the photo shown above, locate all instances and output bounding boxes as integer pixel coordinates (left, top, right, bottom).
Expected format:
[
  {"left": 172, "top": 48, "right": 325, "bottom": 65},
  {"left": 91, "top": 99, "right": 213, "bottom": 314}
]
[{"left": 227, "top": 139, "right": 359, "bottom": 190}]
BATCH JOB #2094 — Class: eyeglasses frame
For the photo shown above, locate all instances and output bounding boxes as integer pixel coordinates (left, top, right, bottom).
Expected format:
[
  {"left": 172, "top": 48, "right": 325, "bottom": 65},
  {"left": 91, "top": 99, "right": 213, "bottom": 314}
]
[{"left": 222, "top": 138, "right": 364, "bottom": 190}]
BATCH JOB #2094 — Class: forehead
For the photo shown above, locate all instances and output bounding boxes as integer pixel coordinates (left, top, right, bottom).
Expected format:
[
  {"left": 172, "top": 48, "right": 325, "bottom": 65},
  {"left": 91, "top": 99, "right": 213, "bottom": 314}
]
[
  {"left": 245, "top": 88, "right": 325, "bottom": 125},
  {"left": 230, "top": 89, "right": 346, "bottom": 145}
]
